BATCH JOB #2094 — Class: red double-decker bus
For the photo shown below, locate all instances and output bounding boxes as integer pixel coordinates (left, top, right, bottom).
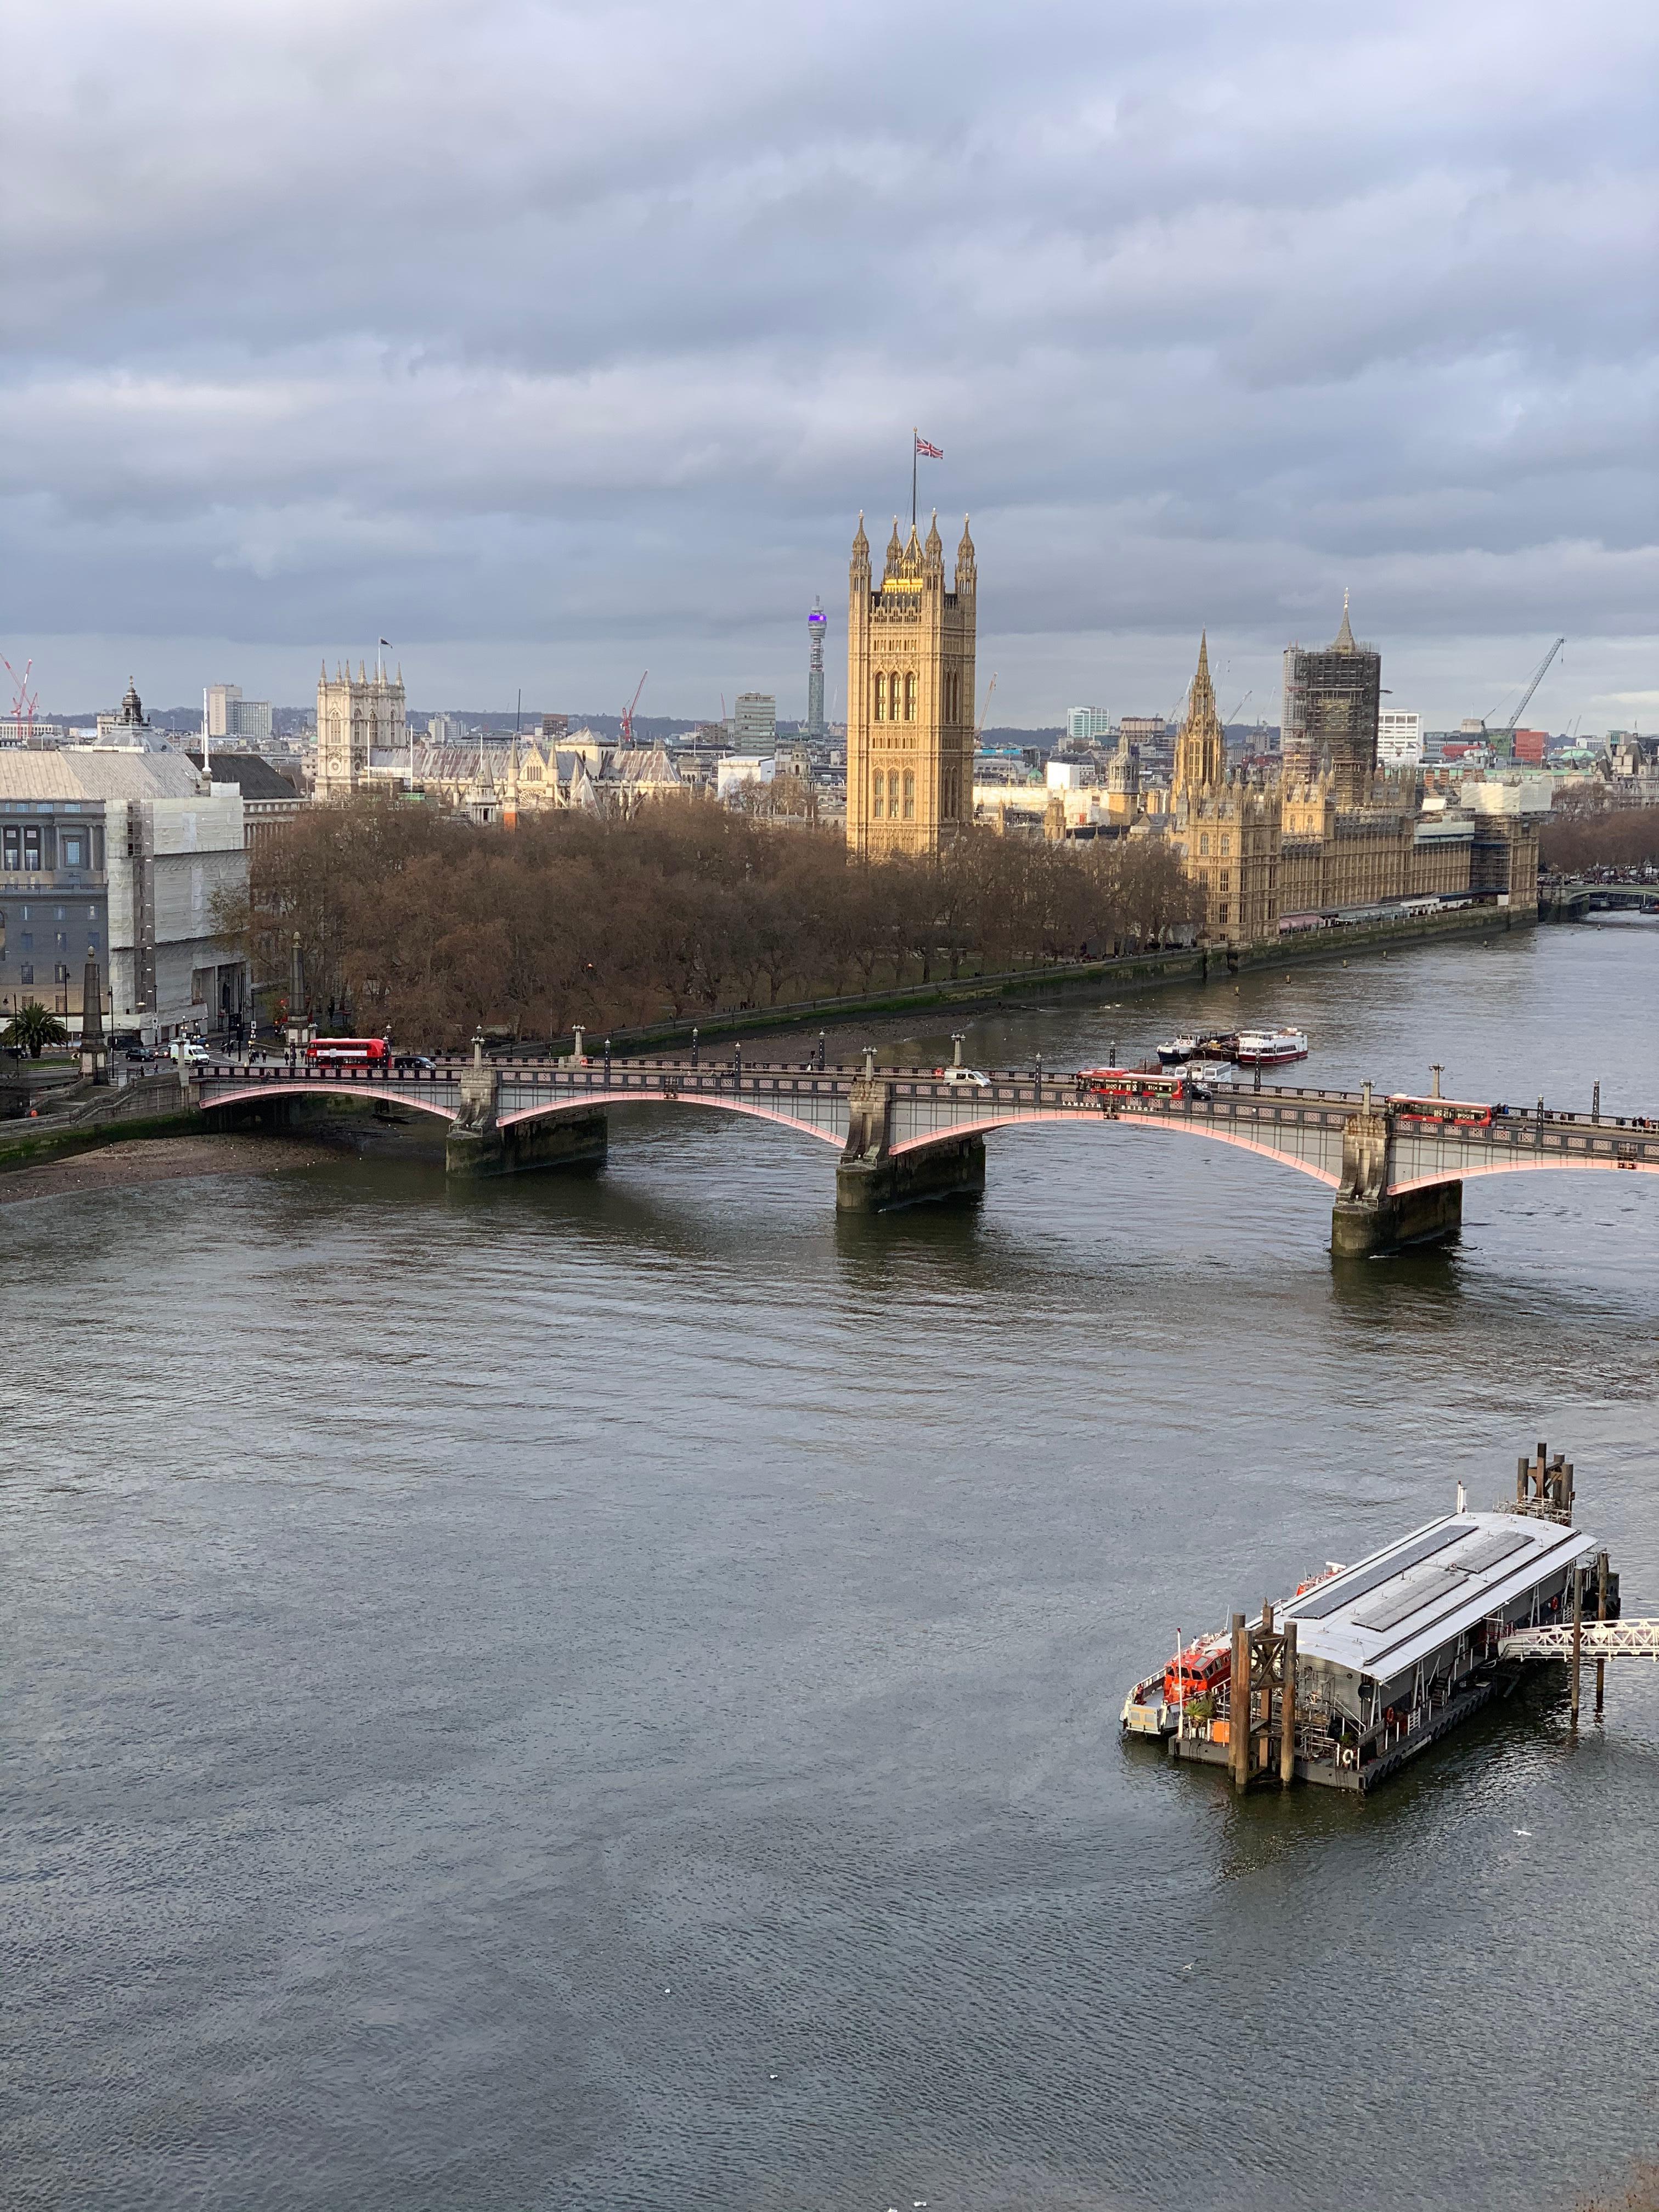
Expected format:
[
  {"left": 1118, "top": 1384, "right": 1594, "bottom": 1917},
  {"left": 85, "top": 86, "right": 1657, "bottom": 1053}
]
[
  {"left": 1387, "top": 1094, "right": 1494, "bottom": 1130},
  {"left": 1076, "top": 1068, "right": 1207, "bottom": 1105},
  {"left": 306, "top": 1037, "right": 391, "bottom": 1067}
]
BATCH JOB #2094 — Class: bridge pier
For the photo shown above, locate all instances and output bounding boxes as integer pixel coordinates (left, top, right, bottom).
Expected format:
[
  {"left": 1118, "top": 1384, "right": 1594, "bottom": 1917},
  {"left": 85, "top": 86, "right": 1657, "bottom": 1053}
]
[
  {"left": 836, "top": 1072, "right": 985, "bottom": 1212},
  {"left": 445, "top": 1109, "right": 608, "bottom": 1180},
  {"left": 1331, "top": 1094, "right": 1462, "bottom": 1257},
  {"left": 1331, "top": 1178, "right": 1463, "bottom": 1259},
  {"left": 444, "top": 1042, "right": 607, "bottom": 1179}
]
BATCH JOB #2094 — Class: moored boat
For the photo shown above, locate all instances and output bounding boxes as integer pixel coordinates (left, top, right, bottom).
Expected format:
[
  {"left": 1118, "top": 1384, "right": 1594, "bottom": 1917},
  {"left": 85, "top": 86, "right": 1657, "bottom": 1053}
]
[
  {"left": 1233, "top": 1026, "right": 1308, "bottom": 1066},
  {"left": 1157, "top": 1029, "right": 1238, "bottom": 1066}
]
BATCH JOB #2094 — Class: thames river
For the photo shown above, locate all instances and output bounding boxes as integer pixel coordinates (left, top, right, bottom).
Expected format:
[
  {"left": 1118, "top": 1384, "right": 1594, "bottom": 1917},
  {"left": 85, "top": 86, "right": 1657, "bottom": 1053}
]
[{"left": 6, "top": 920, "right": 1659, "bottom": 2212}]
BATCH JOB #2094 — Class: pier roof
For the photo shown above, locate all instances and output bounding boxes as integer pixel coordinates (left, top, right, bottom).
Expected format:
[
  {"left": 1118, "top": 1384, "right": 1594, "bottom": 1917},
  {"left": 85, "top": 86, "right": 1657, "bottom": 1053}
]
[{"left": 1280, "top": 1510, "right": 1595, "bottom": 1684}]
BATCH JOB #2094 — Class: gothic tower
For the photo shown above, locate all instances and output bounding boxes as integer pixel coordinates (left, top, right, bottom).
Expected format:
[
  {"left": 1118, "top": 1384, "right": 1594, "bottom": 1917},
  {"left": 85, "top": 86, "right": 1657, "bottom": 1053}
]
[
  {"left": 1172, "top": 632, "right": 1225, "bottom": 796},
  {"left": 1281, "top": 592, "right": 1381, "bottom": 804},
  {"left": 845, "top": 511, "right": 976, "bottom": 857},
  {"left": 315, "top": 658, "right": 407, "bottom": 801}
]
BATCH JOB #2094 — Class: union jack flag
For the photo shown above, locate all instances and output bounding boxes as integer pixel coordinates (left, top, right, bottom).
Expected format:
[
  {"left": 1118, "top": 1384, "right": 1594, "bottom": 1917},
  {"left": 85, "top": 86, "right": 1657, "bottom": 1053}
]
[{"left": 915, "top": 435, "right": 944, "bottom": 458}]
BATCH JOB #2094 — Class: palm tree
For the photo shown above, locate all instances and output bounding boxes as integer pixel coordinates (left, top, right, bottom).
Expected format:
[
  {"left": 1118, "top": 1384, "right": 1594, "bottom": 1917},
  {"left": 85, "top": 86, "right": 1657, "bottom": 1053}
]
[{"left": 3, "top": 1000, "right": 69, "bottom": 1058}]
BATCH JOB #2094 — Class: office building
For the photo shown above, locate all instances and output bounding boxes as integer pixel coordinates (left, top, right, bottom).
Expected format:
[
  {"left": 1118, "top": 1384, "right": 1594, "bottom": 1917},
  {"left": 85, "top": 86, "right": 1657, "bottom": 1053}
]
[
  {"left": 207, "top": 685, "right": 274, "bottom": 744},
  {"left": 733, "top": 693, "right": 777, "bottom": 749},
  {"left": 1376, "top": 710, "right": 1424, "bottom": 768}
]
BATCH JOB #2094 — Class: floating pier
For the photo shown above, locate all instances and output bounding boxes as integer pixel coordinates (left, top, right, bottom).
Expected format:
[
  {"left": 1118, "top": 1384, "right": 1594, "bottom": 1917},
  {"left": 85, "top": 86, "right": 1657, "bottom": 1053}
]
[{"left": 1123, "top": 1444, "right": 1658, "bottom": 1795}]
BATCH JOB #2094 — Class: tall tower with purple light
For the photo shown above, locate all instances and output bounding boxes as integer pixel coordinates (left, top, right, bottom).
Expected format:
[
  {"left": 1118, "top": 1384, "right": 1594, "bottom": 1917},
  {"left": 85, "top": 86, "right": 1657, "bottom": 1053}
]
[{"left": 806, "top": 596, "right": 827, "bottom": 741}]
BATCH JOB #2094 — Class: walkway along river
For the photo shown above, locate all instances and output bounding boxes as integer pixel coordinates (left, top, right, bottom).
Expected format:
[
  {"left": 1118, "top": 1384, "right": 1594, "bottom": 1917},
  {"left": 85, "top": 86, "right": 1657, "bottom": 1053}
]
[{"left": 5, "top": 919, "right": 1658, "bottom": 2212}]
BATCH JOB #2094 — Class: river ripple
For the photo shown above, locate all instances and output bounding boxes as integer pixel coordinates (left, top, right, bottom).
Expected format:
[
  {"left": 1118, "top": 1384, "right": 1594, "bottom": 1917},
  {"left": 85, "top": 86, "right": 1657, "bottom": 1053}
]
[{"left": 4, "top": 921, "right": 1658, "bottom": 2211}]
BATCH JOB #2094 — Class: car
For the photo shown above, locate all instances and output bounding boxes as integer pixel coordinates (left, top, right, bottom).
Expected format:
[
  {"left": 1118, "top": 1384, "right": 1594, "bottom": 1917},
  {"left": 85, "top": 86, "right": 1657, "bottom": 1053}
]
[
  {"left": 939, "top": 1065, "right": 991, "bottom": 1086},
  {"left": 394, "top": 1053, "right": 437, "bottom": 1074}
]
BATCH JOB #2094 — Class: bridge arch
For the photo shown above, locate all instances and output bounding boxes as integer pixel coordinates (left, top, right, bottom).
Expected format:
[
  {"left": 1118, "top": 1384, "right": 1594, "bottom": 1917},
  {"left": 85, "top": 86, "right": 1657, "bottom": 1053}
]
[
  {"left": 888, "top": 1108, "right": 1343, "bottom": 1188},
  {"left": 200, "top": 1080, "right": 460, "bottom": 1123},
  {"left": 496, "top": 1090, "right": 843, "bottom": 1147}
]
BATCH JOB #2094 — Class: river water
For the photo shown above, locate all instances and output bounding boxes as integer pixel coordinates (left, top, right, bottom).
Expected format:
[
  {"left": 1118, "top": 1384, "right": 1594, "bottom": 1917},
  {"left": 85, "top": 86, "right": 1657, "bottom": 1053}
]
[{"left": 6, "top": 920, "right": 1659, "bottom": 2212}]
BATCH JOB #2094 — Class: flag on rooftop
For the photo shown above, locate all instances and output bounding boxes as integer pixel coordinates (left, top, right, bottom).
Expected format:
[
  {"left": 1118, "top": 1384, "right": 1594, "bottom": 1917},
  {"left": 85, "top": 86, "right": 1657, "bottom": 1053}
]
[{"left": 915, "top": 435, "right": 944, "bottom": 458}]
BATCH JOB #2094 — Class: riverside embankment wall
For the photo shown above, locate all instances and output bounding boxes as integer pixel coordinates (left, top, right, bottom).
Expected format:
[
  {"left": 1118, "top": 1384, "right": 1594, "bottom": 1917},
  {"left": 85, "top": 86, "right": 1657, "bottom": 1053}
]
[{"left": 567, "top": 900, "right": 1537, "bottom": 1057}]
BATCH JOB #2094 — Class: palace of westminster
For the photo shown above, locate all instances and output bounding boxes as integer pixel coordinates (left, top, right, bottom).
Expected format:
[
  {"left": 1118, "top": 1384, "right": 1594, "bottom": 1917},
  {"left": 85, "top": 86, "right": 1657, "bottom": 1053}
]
[
  {"left": 843, "top": 512, "right": 1539, "bottom": 943},
  {"left": 306, "top": 509, "right": 1537, "bottom": 952}
]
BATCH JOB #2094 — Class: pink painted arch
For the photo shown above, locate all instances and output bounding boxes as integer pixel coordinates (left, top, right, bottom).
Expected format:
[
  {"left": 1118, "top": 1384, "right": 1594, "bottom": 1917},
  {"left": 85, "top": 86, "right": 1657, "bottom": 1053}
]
[
  {"left": 887, "top": 1108, "right": 1343, "bottom": 1188},
  {"left": 496, "top": 1091, "right": 844, "bottom": 1147},
  {"left": 199, "top": 1080, "right": 459, "bottom": 1122}
]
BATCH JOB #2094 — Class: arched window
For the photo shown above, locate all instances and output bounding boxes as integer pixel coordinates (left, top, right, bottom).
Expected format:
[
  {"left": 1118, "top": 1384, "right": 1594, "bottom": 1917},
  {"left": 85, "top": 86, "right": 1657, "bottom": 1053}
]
[
  {"left": 888, "top": 770, "right": 900, "bottom": 814},
  {"left": 1221, "top": 835, "right": 1231, "bottom": 856},
  {"left": 905, "top": 674, "right": 917, "bottom": 721},
  {"left": 873, "top": 674, "right": 885, "bottom": 722},
  {"left": 902, "top": 770, "right": 915, "bottom": 820},
  {"left": 1199, "top": 833, "right": 1209, "bottom": 857},
  {"left": 872, "top": 776, "right": 884, "bottom": 819}
]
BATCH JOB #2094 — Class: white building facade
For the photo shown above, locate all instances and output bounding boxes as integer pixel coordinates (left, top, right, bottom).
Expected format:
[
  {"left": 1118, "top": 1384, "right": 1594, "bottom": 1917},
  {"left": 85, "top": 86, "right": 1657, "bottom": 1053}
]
[{"left": 1377, "top": 709, "right": 1424, "bottom": 768}]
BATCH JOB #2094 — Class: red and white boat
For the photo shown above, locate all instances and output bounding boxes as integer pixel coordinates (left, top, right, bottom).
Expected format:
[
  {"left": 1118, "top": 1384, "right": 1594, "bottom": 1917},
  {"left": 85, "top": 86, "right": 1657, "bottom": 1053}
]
[{"left": 1233, "top": 1026, "right": 1308, "bottom": 1066}]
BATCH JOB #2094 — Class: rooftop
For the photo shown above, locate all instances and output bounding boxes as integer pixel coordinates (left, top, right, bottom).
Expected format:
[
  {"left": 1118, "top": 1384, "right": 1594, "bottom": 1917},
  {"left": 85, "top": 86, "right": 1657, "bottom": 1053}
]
[{"left": 1280, "top": 1509, "right": 1595, "bottom": 1683}]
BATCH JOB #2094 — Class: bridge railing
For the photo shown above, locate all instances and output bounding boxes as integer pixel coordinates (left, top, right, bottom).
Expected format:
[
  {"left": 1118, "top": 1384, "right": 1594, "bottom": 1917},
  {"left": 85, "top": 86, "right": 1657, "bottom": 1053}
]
[{"left": 191, "top": 1059, "right": 1659, "bottom": 1156}]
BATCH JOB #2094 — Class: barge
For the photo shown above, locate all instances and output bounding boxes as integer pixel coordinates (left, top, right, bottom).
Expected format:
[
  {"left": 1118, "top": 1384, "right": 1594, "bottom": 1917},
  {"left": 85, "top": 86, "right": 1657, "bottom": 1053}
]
[{"left": 1123, "top": 1444, "right": 1626, "bottom": 1794}]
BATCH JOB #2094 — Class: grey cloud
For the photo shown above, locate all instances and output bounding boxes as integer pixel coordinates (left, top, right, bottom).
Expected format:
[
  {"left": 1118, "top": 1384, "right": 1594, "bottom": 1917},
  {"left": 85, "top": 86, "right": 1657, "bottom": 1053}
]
[{"left": 1, "top": 0, "right": 1654, "bottom": 721}]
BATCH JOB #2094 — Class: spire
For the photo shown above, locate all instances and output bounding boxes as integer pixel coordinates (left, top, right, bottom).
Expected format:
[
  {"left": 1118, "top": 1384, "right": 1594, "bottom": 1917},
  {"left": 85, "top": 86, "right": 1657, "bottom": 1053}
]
[
  {"left": 954, "top": 514, "right": 976, "bottom": 595},
  {"left": 1172, "top": 631, "right": 1224, "bottom": 798},
  {"left": 852, "top": 511, "right": 868, "bottom": 556},
  {"left": 884, "top": 517, "right": 903, "bottom": 579},
  {"left": 1193, "top": 629, "right": 1215, "bottom": 712},
  {"left": 924, "top": 508, "right": 943, "bottom": 555},
  {"left": 1331, "top": 589, "right": 1356, "bottom": 653}
]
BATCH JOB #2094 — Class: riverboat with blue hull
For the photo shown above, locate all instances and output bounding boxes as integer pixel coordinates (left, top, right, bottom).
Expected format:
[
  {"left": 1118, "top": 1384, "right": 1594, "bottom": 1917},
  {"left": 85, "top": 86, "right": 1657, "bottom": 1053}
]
[{"left": 1123, "top": 1446, "right": 1622, "bottom": 1794}]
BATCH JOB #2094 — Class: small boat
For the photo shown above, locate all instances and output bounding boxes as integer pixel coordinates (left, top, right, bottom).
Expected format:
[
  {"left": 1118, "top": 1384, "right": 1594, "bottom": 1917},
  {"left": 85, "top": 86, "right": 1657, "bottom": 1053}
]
[
  {"left": 1234, "top": 1026, "right": 1308, "bottom": 1066},
  {"left": 1158, "top": 1030, "right": 1238, "bottom": 1066}
]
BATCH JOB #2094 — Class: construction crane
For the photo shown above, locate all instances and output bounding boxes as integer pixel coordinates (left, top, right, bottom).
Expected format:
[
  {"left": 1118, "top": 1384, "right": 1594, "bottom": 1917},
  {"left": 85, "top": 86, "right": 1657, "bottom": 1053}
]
[
  {"left": 974, "top": 672, "right": 998, "bottom": 742},
  {"left": 1484, "top": 637, "right": 1564, "bottom": 733},
  {"left": 1223, "top": 690, "right": 1252, "bottom": 727},
  {"left": 620, "top": 672, "right": 647, "bottom": 747},
  {"left": 3, "top": 654, "right": 37, "bottom": 744}
]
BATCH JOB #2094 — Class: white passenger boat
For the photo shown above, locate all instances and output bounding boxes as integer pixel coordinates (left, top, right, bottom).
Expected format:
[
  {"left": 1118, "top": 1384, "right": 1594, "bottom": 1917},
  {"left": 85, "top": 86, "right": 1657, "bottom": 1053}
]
[{"left": 1233, "top": 1027, "right": 1308, "bottom": 1066}]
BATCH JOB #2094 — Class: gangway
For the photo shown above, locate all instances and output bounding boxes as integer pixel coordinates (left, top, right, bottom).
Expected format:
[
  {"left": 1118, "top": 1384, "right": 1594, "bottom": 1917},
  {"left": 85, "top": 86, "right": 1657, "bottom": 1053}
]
[{"left": 1498, "top": 1621, "right": 1659, "bottom": 1661}]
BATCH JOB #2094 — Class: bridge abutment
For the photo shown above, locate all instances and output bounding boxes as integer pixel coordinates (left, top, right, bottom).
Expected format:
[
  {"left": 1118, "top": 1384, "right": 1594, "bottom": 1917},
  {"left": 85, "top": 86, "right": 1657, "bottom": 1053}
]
[{"left": 836, "top": 1075, "right": 985, "bottom": 1211}]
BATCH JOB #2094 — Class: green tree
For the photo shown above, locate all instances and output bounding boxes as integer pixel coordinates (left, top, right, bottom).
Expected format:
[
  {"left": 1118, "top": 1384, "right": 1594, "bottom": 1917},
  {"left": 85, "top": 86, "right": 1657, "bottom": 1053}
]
[{"left": 3, "top": 1001, "right": 69, "bottom": 1058}]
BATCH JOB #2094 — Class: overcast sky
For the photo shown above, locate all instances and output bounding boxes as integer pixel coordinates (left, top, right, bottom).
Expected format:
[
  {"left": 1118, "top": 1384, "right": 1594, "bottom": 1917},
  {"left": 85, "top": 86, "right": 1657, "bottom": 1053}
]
[{"left": 5, "top": 0, "right": 1655, "bottom": 730}]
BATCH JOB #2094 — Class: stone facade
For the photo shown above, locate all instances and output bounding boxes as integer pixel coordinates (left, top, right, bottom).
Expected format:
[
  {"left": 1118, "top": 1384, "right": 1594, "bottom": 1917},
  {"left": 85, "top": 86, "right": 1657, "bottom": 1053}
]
[
  {"left": 316, "top": 661, "right": 406, "bottom": 800},
  {"left": 845, "top": 512, "right": 977, "bottom": 857},
  {"left": 1163, "top": 629, "right": 1539, "bottom": 945}
]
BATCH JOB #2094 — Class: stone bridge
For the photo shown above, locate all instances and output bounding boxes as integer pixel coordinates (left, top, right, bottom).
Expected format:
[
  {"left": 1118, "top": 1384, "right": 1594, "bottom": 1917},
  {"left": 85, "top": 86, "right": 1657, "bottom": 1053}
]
[
  {"left": 193, "top": 1049, "right": 1659, "bottom": 1256},
  {"left": 1542, "top": 876, "right": 1659, "bottom": 922}
]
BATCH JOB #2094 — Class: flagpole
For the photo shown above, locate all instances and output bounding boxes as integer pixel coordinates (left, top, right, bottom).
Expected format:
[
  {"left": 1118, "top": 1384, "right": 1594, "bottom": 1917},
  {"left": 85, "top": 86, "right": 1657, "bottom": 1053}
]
[{"left": 911, "top": 428, "right": 917, "bottom": 531}]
